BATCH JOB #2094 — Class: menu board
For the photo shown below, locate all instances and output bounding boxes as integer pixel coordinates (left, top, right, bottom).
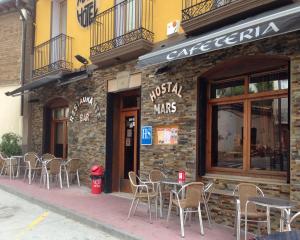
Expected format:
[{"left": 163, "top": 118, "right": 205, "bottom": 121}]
[{"left": 155, "top": 126, "right": 178, "bottom": 145}]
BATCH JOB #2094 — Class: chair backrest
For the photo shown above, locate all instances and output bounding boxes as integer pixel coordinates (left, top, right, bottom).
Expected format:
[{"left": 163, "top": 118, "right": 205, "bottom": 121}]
[
  {"left": 49, "top": 158, "right": 62, "bottom": 174},
  {"left": 290, "top": 212, "right": 300, "bottom": 227},
  {"left": 128, "top": 171, "right": 138, "bottom": 194},
  {"left": 234, "top": 183, "right": 264, "bottom": 214},
  {"left": 0, "top": 152, "right": 7, "bottom": 160},
  {"left": 182, "top": 182, "right": 205, "bottom": 208},
  {"left": 42, "top": 153, "right": 55, "bottom": 161},
  {"left": 204, "top": 181, "right": 214, "bottom": 203},
  {"left": 67, "top": 158, "right": 80, "bottom": 173},
  {"left": 149, "top": 170, "right": 165, "bottom": 182},
  {"left": 24, "top": 152, "right": 40, "bottom": 168}
]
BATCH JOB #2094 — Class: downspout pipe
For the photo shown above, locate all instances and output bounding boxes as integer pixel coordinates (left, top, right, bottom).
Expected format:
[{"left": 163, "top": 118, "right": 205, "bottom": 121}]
[{"left": 15, "top": 0, "right": 27, "bottom": 116}]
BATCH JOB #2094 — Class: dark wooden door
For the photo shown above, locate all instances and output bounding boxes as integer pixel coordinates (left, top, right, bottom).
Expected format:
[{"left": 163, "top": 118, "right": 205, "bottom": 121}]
[{"left": 119, "top": 110, "right": 138, "bottom": 192}]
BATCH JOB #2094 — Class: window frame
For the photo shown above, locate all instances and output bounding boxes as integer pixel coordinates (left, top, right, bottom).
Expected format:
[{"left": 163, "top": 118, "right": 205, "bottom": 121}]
[{"left": 206, "top": 68, "right": 289, "bottom": 178}]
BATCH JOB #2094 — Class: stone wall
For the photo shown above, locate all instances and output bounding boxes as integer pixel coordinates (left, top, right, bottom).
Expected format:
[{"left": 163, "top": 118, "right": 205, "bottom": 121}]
[
  {"left": 0, "top": 10, "right": 21, "bottom": 86},
  {"left": 29, "top": 60, "right": 139, "bottom": 184}
]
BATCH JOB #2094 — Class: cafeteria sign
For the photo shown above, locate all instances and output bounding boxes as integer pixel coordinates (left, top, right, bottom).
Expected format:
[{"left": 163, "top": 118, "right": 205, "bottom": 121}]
[{"left": 69, "top": 96, "right": 101, "bottom": 123}]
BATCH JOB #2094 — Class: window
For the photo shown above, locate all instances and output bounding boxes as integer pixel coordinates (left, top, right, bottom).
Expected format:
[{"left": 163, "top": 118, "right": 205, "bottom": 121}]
[{"left": 207, "top": 68, "right": 289, "bottom": 177}]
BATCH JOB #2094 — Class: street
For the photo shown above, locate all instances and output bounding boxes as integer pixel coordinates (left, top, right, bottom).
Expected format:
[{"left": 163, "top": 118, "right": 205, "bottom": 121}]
[{"left": 0, "top": 189, "right": 119, "bottom": 240}]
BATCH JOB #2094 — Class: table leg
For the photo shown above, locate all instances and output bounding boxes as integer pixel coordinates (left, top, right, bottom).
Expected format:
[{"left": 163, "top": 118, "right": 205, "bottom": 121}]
[
  {"left": 9, "top": 158, "right": 12, "bottom": 180},
  {"left": 245, "top": 201, "right": 249, "bottom": 240},
  {"left": 285, "top": 209, "right": 291, "bottom": 232},
  {"left": 280, "top": 209, "right": 284, "bottom": 232}
]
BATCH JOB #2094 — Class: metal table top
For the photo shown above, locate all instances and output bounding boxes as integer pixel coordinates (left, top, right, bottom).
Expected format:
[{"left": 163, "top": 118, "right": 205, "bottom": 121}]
[
  {"left": 161, "top": 178, "right": 189, "bottom": 186},
  {"left": 248, "top": 197, "right": 298, "bottom": 209},
  {"left": 256, "top": 230, "right": 300, "bottom": 240}
]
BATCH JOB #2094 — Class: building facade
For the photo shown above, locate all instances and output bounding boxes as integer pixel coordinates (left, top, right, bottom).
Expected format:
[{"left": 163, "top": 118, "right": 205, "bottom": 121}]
[{"left": 8, "top": 0, "right": 300, "bottom": 230}]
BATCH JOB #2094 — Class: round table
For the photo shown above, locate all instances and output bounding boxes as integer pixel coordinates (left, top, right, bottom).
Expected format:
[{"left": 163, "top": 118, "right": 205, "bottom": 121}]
[{"left": 245, "top": 196, "right": 298, "bottom": 239}]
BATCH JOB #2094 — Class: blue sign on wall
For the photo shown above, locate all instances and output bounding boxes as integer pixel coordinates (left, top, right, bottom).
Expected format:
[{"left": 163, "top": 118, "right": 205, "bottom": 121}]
[{"left": 141, "top": 126, "right": 152, "bottom": 145}]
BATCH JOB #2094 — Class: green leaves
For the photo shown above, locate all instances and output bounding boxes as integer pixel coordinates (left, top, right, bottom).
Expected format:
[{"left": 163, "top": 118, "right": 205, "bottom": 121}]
[{"left": 0, "top": 133, "right": 22, "bottom": 157}]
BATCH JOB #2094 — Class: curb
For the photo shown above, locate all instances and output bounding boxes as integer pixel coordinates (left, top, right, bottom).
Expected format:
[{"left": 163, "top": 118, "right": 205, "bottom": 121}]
[{"left": 0, "top": 183, "right": 141, "bottom": 240}]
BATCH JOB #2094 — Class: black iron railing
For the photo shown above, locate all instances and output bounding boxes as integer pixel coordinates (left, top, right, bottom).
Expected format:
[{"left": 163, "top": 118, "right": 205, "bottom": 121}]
[
  {"left": 90, "top": 0, "right": 154, "bottom": 56},
  {"left": 182, "top": 0, "right": 235, "bottom": 22},
  {"left": 33, "top": 34, "right": 73, "bottom": 78}
]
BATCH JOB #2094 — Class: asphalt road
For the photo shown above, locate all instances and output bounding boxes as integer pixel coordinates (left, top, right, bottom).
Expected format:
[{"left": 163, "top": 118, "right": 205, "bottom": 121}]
[{"left": 0, "top": 188, "right": 119, "bottom": 240}]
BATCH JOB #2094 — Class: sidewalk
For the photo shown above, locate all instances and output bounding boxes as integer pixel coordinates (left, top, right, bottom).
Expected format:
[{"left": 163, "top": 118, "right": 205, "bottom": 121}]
[{"left": 0, "top": 177, "right": 235, "bottom": 240}]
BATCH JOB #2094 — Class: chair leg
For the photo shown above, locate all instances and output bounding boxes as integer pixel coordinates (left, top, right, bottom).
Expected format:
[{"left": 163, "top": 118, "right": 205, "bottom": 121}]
[
  {"left": 47, "top": 173, "right": 50, "bottom": 190},
  {"left": 76, "top": 170, "right": 80, "bottom": 187},
  {"left": 59, "top": 171, "right": 63, "bottom": 189},
  {"left": 198, "top": 203, "right": 204, "bottom": 236},
  {"left": 128, "top": 190, "right": 138, "bottom": 220},
  {"left": 204, "top": 201, "right": 212, "bottom": 228},
  {"left": 133, "top": 198, "right": 140, "bottom": 216},
  {"left": 179, "top": 208, "right": 185, "bottom": 238},
  {"left": 148, "top": 195, "right": 152, "bottom": 223},
  {"left": 237, "top": 211, "right": 241, "bottom": 240},
  {"left": 166, "top": 197, "right": 172, "bottom": 226},
  {"left": 65, "top": 169, "right": 70, "bottom": 188},
  {"left": 155, "top": 196, "right": 158, "bottom": 220},
  {"left": 28, "top": 168, "right": 31, "bottom": 184}
]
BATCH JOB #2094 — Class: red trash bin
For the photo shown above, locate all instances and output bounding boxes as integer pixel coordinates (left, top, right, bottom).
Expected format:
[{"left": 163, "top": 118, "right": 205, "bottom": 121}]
[{"left": 90, "top": 165, "right": 104, "bottom": 194}]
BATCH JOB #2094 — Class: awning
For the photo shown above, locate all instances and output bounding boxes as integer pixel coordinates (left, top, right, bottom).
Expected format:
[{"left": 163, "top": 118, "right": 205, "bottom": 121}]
[
  {"left": 5, "top": 69, "right": 92, "bottom": 97},
  {"left": 138, "top": 3, "right": 300, "bottom": 68}
]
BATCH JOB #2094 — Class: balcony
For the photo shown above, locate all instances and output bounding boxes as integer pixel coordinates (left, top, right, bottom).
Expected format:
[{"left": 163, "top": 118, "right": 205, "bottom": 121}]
[
  {"left": 33, "top": 34, "right": 73, "bottom": 79},
  {"left": 90, "top": 0, "right": 154, "bottom": 67},
  {"left": 181, "top": 0, "right": 295, "bottom": 35}
]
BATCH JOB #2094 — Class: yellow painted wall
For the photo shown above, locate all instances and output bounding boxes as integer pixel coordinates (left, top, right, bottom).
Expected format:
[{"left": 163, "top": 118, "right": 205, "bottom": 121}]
[{"left": 35, "top": 0, "right": 183, "bottom": 69}]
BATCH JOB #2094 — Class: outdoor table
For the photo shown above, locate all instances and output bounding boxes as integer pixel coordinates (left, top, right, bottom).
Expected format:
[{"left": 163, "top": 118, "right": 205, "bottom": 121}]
[
  {"left": 245, "top": 196, "right": 298, "bottom": 239},
  {"left": 256, "top": 230, "right": 300, "bottom": 240}
]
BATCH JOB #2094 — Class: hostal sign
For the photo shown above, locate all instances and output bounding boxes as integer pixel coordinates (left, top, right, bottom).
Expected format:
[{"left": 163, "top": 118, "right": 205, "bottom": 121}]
[
  {"left": 150, "top": 82, "right": 183, "bottom": 114},
  {"left": 69, "top": 96, "right": 101, "bottom": 123},
  {"left": 77, "top": 0, "right": 98, "bottom": 27}
]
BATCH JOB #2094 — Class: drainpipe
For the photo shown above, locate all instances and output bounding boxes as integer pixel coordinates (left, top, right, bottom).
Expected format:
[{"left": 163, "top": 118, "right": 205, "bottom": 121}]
[{"left": 15, "top": 0, "right": 27, "bottom": 116}]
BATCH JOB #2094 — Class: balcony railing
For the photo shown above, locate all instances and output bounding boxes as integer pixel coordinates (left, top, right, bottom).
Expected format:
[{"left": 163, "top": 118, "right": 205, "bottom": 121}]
[
  {"left": 90, "top": 0, "right": 154, "bottom": 58},
  {"left": 33, "top": 34, "right": 73, "bottom": 79},
  {"left": 182, "top": 0, "right": 235, "bottom": 22}
]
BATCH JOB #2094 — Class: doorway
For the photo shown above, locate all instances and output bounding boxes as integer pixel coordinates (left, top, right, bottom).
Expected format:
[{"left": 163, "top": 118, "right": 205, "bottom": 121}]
[
  {"left": 106, "top": 89, "right": 140, "bottom": 193},
  {"left": 43, "top": 98, "right": 69, "bottom": 159}
]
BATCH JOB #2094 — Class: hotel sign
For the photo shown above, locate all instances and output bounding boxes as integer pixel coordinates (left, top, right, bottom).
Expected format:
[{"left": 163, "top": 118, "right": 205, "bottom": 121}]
[
  {"left": 150, "top": 82, "right": 183, "bottom": 115},
  {"left": 69, "top": 96, "right": 101, "bottom": 123},
  {"left": 77, "top": 0, "right": 98, "bottom": 27},
  {"left": 138, "top": 5, "right": 300, "bottom": 67}
]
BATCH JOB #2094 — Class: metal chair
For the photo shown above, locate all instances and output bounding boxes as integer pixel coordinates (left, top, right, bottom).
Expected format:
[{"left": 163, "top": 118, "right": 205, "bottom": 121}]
[
  {"left": 41, "top": 158, "right": 63, "bottom": 190},
  {"left": 63, "top": 158, "right": 81, "bottom": 188},
  {"left": 233, "top": 183, "right": 270, "bottom": 240},
  {"left": 149, "top": 169, "right": 168, "bottom": 217},
  {"left": 127, "top": 171, "right": 158, "bottom": 223},
  {"left": 23, "top": 152, "right": 42, "bottom": 184},
  {"left": 167, "top": 182, "right": 210, "bottom": 237},
  {"left": 0, "top": 153, "right": 18, "bottom": 178}
]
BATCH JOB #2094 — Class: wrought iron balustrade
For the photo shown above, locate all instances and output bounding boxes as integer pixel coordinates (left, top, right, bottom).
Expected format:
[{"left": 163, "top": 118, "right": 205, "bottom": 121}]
[
  {"left": 90, "top": 0, "right": 154, "bottom": 57},
  {"left": 182, "top": 0, "right": 235, "bottom": 22},
  {"left": 33, "top": 34, "right": 73, "bottom": 78}
]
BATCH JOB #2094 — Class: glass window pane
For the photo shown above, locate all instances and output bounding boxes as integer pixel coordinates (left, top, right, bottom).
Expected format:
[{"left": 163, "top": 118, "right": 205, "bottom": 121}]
[
  {"left": 249, "top": 71, "right": 288, "bottom": 93},
  {"left": 211, "top": 80, "right": 244, "bottom": 99},
  {"left": 211, "top": 103, "right": 244, "bottom": 168},
  {"left": 250, "top": 98, "right": 289, "bottom": 171}
]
